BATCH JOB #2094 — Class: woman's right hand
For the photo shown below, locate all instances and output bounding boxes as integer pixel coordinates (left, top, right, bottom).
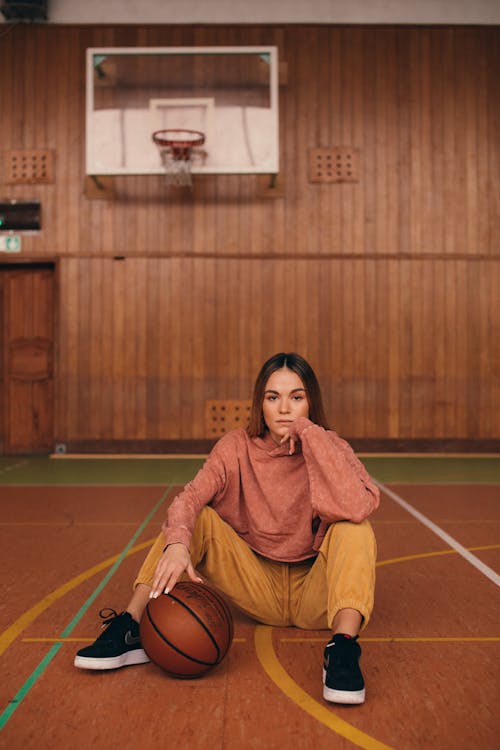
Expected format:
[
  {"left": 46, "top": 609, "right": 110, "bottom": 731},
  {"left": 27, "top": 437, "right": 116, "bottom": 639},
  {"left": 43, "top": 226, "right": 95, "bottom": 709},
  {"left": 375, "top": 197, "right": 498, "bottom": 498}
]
[{"left": 150, "top": 543, "right": 203, "bottom": 599}]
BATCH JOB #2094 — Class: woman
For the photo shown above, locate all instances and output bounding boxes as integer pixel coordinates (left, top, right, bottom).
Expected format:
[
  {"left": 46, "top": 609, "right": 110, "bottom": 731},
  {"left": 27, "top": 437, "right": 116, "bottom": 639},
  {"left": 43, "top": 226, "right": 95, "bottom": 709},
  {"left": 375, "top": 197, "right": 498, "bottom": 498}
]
[{"left": 75, "top": 353, "right": 379, "bottom": 705}]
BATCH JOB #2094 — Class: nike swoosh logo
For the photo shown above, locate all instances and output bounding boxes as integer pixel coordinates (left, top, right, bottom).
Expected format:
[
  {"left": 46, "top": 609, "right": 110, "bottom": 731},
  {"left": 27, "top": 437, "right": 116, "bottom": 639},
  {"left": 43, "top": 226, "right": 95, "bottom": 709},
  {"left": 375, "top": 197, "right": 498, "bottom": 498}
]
[{"left": 124, "top": 631, "right": 141, "bottom": 646}]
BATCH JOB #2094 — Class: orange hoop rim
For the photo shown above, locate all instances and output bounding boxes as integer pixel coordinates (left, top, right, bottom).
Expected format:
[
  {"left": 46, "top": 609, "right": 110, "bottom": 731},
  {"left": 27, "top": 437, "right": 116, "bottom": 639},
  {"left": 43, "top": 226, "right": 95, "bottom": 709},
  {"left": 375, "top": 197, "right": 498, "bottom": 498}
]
[{"left": 152, "top": 129, "right": 205, "bottom": 151}]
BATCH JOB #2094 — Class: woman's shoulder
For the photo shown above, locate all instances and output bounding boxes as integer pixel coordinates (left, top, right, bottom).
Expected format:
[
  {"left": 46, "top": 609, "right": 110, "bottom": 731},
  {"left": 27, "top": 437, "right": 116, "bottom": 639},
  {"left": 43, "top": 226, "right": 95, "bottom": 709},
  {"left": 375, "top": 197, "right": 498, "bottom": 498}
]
[
  {"left": 325, "top": 428, "right": 352, "bottom": 448},
  {"left": 211, "top": 427, "right": 250, "bottom": 455},
  {"left": 203, "top": 429, "right": 252, "bottom": 475},
  {"left": 324, "top": 429, "right": 363, "bottom": 465}
]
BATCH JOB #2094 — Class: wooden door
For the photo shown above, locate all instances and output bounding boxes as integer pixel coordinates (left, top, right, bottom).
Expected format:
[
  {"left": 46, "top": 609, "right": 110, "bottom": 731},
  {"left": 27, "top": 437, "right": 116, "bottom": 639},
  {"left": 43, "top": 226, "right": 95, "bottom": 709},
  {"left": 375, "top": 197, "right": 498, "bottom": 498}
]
[{"left": 0, "top": 266, "right": 55, "bottom": 454}]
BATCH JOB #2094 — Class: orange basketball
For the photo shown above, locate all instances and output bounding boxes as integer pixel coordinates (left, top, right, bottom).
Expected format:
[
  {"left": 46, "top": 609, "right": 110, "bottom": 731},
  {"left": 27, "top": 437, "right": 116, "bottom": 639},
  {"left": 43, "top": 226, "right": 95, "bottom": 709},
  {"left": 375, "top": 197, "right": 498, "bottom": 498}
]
[{"left": 140, "top": 581, "right": 233, "bottom": 678}]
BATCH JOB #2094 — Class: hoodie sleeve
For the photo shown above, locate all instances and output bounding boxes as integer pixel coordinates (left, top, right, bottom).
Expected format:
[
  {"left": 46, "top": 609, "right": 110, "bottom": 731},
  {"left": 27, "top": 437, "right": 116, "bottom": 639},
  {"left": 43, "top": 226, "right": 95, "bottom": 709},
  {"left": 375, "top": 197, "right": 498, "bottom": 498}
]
[
  {"left": 289, "top": 417, "right": 379, "bottom": 523},
  {"left": 162, "top": 439, "right": 228, "bottom": 549}
]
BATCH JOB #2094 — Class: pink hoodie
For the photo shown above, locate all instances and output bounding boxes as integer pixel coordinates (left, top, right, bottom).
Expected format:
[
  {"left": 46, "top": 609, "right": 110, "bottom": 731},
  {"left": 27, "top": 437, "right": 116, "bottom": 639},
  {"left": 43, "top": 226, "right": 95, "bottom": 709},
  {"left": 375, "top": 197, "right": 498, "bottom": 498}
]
[{"left": 163, "top": 417, "right": 379, "bottom": 562}]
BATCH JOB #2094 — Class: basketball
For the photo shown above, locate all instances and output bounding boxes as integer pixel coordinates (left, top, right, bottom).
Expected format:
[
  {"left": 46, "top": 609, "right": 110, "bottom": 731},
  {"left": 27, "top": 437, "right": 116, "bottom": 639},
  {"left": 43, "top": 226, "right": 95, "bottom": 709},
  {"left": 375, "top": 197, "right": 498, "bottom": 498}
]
[{"left": 139, "top": 581, "right": 234, "bottom": 678}]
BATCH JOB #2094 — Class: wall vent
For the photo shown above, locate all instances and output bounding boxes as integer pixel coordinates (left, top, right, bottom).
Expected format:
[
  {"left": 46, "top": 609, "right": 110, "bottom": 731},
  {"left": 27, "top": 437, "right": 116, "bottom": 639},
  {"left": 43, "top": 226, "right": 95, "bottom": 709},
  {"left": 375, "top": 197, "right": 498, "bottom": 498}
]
[
  {"left": 205, "top": 400, "right": 251, "bottom": 437},
  {"left": 308, "top": 147, "right": 360, "bottom": 183},
  {"left": 4, "top": 149, "right": 55, "bottom": 184}
]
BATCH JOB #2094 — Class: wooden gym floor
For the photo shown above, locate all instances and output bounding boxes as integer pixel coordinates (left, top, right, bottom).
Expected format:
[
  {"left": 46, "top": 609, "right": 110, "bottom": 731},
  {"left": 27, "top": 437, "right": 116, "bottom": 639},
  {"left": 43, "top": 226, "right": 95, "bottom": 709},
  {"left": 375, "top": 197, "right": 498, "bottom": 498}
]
[{"left": 0, "top": 455, "right": 499, "bottom": 750}]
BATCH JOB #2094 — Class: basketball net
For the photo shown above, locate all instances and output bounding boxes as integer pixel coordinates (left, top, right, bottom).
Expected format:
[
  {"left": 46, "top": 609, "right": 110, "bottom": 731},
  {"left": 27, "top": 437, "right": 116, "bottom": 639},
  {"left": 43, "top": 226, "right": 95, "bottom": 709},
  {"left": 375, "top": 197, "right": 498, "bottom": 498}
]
[
  {"left": 159, "top": 148, "right": 194, "bottom": 187},
  {"left": 152, "top": 130, "right": 205, "bottom": 188}
]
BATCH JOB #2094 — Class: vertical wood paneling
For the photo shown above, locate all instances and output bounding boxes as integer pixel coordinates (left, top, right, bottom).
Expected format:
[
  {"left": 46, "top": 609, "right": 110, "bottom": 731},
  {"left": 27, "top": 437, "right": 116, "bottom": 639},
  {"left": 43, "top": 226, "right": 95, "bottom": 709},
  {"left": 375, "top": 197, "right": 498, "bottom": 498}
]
[
  {"left": 53, "top": 253, "right": 498, "bottom": 442},
  {"left": 2, "top": 269, "right": 54, "bottom": 453},
  {"left": 1, "top": 25, "right": 498, "bottom": 445}
]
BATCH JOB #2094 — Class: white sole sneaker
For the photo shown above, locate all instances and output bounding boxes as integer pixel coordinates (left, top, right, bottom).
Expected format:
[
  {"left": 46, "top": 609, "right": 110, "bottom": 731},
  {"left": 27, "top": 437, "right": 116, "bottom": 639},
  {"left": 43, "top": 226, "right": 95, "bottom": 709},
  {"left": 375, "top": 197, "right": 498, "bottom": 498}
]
[
  {"left": 322, "top": 669, "right": 366, "bottom": 704},
  {"left": 74, "top": 648, "right": 150, "bottom": 670}
]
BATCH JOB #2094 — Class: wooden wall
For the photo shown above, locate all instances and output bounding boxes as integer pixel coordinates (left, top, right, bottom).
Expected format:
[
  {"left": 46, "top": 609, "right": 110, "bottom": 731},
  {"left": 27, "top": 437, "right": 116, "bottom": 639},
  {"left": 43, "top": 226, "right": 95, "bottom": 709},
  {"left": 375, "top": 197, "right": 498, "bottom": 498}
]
[{"left": 0, "top": 24, "right": 499, "bottom": 447}]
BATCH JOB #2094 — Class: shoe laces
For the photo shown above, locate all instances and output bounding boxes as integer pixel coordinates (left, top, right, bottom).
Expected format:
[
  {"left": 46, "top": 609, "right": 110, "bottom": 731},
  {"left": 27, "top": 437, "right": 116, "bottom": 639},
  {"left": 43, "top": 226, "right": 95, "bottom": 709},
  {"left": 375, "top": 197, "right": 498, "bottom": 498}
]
[{"left": 98, "top": 608, "right": 122, "bottom": 629}]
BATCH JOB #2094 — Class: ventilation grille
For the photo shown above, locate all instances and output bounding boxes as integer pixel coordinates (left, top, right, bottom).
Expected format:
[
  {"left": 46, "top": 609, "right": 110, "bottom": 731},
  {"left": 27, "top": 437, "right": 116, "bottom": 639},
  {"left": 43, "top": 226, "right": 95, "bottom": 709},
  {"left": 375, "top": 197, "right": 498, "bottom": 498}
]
[
  {"left": 308, "top": 147, "right": 360, "bottom": 183},
  {"left": 205, "top": 400, "right": 252, "bottom": 437},
  {"left": 4, "top": 149, "right": 55, "bottom": 184}
]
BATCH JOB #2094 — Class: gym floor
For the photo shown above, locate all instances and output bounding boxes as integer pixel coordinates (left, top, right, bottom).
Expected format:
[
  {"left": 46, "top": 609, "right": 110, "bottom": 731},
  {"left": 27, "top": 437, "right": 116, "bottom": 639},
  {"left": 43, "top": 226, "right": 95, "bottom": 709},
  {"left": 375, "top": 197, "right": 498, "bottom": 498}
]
[{"left": 0, "top": 455, "right": 499, "bottom": 749}]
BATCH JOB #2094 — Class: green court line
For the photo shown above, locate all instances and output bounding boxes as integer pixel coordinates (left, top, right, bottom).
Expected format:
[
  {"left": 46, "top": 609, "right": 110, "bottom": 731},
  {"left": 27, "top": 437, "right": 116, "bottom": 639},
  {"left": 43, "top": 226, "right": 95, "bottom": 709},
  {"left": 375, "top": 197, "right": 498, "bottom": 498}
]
[
  {"left": 0, "top": 487, "right": 170, "bottom": 731},
  {"left": 360, "top": 456, "right": 500, "bottom": 484},
  {"left": 0, "top": 455, "right": 499, "bottom": 486},
  {"left": 0, "top": 457, "right": 204, "bottom": 485}
]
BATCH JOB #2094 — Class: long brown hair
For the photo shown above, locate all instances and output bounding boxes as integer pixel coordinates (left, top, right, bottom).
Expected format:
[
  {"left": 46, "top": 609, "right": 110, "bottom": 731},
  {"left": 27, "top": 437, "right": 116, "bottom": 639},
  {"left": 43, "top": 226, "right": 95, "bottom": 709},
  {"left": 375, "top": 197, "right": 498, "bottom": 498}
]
[{"left": 247, "top": 352, "right": 329, "bottom": 437}]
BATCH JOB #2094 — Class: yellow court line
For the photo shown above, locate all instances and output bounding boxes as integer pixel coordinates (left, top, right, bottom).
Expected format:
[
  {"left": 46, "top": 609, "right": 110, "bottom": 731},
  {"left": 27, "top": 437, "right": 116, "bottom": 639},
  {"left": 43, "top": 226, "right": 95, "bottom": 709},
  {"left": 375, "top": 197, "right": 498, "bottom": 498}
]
[
  {"left": 22, "top": 637, "right": 248, "bottom": 644},
  {"left": 255, "top": 626, "right": 394, "bottom": 750},
  {"left": 0, "top": 538, "right": 155, "bottom": 658},
  {"left": 3, "top": 543, "right": 498, "bottom": 659},
  {"left": 280, "top": 637, "right": 500, "bottom": 643},
  {"left": 21, "top": 636, "right": 499, "bottom": 646},
  {"left": 376, "top": 543, "right": 500, "bottom": 568},
  {"left": 253, "top": 544, "right": 500, "bottom": 749},
  {"left": 23, "top": 638, "right": 99, "bottom": 643},
  {"left": 3, "top": 539, "right": 499, "bottom": 749}
]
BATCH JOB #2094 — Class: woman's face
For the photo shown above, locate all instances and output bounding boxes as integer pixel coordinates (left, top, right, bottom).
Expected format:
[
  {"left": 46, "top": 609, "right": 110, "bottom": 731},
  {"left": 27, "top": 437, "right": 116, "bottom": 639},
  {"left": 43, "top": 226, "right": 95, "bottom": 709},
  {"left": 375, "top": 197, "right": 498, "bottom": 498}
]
[{"left": 262, "top": 368, "right": 310, "bottom": 445}]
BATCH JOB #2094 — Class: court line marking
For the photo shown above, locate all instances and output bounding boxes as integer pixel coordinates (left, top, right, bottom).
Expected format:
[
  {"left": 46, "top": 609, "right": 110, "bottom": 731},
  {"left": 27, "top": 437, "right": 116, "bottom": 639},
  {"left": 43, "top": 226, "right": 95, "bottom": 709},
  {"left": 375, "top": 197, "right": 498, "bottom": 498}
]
[
  {"left": 48, "top": 453, "right": 500, "bottom": 459},
  {"left": 19, "top": 546, "right": 500, "bottom": 644},
  {"left": 375, "top": 481, "right": 500, "bottom": 587},
  {"left": 0, "top": 459, "right": 28, "bottom": 477},
  {"left": 358, "top": 453, "right": 500, "bottom": 458},
  {"left": 255, "top": 626, "right": 394, "bottom": 750},
  {"left": 280, "top": 637, "right": 500, "bottom": 643},
  {"left": 20, "top": 636, "right": 499, "bottom": 645},
  {"left": 50, "top": 454, "right": 207, "bottom": 459},
  {"left": 0, "top": 536, "right": 154, "bottom": 659},
  {"left": 372, "top": 518, "right": 500, "bottom": 526},
  {"left": 0, "top": 521, "right": 155, "bottom": 527},
  {"left": 2, "top": 543, "right": 497, "bottom": 659},
  {"left": 0, "top": 490, "right": 169, "bottom": 731},
  {"left": 2, "top": 541, "right": 497, "bottom": 744},
  {"left": 376, "top": 543, "right": 499, "bottom": 568},
  {"left": 0, "top": 483, "right": 172, "bottom": 488},
  {"left": 2, "top": 520, "right": 499, "bottom": 527},
  {"left": 370, "top": 482, "right": 500, "bottom": 487},
  {"left": 254, "top": 543, "right": 500, "bottom": 749},
  {"left": 22, "top": 637, "right": 248, "bottom": 644}
]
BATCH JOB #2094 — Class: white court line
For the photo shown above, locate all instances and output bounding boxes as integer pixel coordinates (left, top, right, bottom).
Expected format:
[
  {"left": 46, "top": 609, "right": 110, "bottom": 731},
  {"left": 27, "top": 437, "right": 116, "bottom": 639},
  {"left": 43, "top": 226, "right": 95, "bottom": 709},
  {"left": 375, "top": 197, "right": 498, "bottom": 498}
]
[{"left": 375, "top": 480, "right": 500, "bottom": 588}]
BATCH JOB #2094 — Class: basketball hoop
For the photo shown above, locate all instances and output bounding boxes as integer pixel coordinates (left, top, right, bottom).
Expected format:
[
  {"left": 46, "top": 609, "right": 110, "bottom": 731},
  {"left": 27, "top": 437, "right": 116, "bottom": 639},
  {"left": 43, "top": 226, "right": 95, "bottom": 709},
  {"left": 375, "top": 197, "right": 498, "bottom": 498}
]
[{"left": 152, "top": 129, "right": 205, "bottom": 187}]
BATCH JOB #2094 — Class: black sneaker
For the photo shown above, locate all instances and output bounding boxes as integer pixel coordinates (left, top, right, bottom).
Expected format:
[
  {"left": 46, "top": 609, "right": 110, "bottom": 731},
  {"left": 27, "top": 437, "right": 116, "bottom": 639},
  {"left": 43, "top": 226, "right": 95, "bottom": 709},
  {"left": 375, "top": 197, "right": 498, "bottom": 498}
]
[
  {"left": 74, "top": 609, "right": 150, "bottom": 670},
  {"left": 323, "top": 633, "right": 366, "bottom": 704}
]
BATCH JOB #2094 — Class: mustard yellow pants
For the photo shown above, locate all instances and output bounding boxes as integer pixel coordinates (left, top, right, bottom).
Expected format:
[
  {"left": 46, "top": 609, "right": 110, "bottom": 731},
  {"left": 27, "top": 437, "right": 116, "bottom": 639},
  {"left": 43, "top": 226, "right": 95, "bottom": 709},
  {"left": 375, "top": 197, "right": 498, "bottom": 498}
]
[{"left": 134, "top": 507, "right": 377, "bottom": 630}]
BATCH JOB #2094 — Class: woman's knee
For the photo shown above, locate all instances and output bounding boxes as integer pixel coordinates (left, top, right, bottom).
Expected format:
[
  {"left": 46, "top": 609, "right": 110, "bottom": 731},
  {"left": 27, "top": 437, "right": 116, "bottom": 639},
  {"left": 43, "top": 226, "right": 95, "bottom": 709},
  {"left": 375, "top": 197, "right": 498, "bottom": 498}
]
[
  {"left": 320, "top": 519, "right": 377, "bottom": 561},
  {"left": 325, "top": 518, "right": 375, "bottom": 542}
]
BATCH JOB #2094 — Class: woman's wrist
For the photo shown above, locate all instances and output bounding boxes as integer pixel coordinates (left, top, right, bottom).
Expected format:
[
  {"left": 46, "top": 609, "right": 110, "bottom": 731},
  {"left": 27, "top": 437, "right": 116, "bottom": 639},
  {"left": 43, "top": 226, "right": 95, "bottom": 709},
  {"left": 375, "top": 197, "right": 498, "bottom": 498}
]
[{"left": 289, "top": 416, "right": 313, "bottom": 438}]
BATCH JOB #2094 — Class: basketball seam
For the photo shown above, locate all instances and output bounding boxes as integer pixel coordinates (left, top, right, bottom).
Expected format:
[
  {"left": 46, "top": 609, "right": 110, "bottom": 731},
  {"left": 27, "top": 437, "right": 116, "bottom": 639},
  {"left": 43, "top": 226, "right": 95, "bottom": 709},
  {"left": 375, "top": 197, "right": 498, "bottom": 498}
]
[
  {"left": 200, "top": 587, "right": 234, "bottom": 643},
  {"left": 167, "top": 589, "right": 223, "bottom": 662}
]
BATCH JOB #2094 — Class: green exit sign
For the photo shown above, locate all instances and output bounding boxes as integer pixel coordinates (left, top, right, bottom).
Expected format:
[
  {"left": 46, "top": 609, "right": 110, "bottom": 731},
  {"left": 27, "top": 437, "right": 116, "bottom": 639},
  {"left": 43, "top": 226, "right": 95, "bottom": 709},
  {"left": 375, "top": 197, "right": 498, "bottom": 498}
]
[{"left": 0, "top": 235, "right": 22, "bottom": 252}]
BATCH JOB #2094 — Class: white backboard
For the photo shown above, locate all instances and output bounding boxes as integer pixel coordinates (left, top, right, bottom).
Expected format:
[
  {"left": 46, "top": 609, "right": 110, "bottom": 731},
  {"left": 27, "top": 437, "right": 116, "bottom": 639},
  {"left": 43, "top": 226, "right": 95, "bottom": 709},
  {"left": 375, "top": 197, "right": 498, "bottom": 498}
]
[{"left": 86, "top": 46, "right": 279, "bottom": 176}]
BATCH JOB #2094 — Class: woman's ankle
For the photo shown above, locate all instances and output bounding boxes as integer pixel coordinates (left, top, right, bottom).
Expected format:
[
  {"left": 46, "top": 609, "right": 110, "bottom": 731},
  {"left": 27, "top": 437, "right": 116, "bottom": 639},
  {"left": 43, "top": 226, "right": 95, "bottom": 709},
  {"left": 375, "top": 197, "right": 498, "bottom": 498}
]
[{"left": 126, "top": 583, "right": 151, "bottom": 623}]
